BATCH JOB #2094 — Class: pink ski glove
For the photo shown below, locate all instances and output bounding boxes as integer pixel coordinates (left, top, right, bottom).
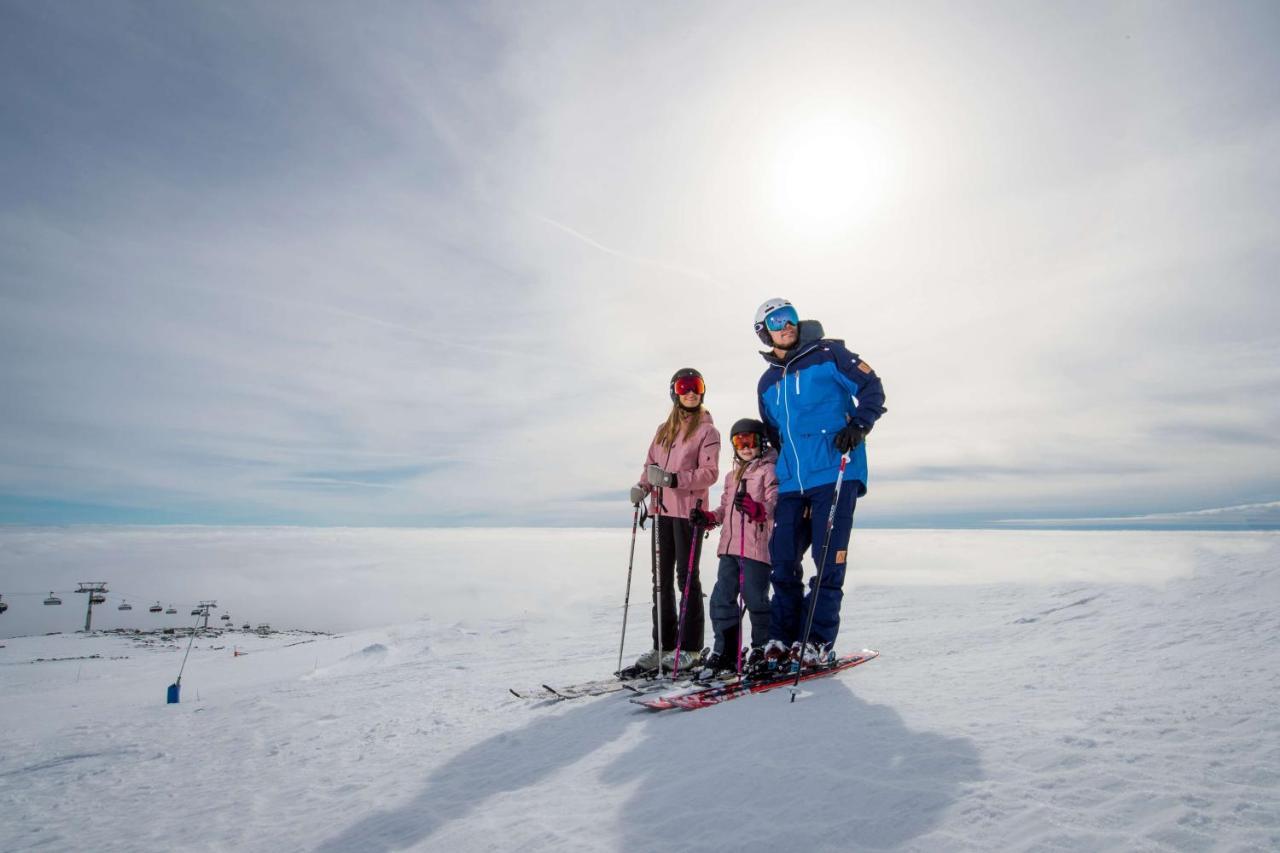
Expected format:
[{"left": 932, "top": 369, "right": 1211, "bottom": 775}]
[{"left": 735, "top": 493, "right": 767, "bottom": 524}]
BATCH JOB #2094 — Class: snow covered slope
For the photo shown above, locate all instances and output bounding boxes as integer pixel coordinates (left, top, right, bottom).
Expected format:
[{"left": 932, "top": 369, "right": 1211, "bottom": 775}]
[{"left": 1, "top": 531, "right": 1277, "bottom": 851}]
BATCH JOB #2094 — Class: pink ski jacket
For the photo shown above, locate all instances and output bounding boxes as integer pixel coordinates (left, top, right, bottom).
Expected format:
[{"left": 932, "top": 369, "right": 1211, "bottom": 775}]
[
  {"left": 711, "top": 448, "right": 779, "bottom": 563},
  {"left": 637, "top": 411, "right": 721, "bottom": 518}
]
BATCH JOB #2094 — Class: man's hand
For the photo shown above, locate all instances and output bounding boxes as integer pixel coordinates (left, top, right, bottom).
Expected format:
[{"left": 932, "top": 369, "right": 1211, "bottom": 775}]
[{"left": 833, "top": 423, "right": 867, "bottom": 454}]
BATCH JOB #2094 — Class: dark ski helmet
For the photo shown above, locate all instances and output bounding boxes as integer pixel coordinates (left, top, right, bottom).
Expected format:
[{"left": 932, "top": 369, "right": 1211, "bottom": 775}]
[
  {"left": 729, "top": 417, "right": 767, "bottom": 453},
  {"left": 669, "top": 368, "right": 706, "bottom": 404}
]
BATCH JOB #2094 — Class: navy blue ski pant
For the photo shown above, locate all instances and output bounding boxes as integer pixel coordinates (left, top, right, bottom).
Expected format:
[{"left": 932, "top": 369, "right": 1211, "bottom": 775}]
[
  {"left": 768, "top": 482, "right": 858, "bottom": 646},
  {"left": 708, "top": 554, "right": 771, "bottom": 656}
]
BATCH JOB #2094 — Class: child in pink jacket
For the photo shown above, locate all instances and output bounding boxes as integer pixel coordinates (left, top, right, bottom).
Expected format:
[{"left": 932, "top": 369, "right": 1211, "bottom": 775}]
[
  {"left": 691, "top": 417, "right": 779, "bottom": 677},
  {"left": 626, "top": 368, "right": 721, "bottom": 674}
]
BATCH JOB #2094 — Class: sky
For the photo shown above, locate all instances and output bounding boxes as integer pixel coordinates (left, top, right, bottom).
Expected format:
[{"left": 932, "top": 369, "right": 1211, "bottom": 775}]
[{"left": 1, "top": 2, "right": 1278, "bottom": 528}]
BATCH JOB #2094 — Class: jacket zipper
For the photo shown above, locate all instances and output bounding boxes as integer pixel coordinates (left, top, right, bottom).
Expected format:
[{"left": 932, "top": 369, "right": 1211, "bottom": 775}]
[
  {"left": 656, "top": 434, "right": 677, "bottom": 515},
  {"left": 778, "top": 343, "right": 818, "bottom": 494},
  {"left": 781, "top": 361, "right": 803, "bottom": 493}
]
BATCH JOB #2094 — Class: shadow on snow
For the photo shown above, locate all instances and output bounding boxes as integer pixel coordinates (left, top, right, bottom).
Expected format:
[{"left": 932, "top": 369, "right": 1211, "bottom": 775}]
[{"left": 315, "top": 680, "right": 981, "bottom": 852}]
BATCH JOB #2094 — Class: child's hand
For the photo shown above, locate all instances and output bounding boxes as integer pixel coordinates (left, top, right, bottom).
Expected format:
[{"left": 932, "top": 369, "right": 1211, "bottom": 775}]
[{"left": 734, "top": 493, "right": 767, "bottom": 524}]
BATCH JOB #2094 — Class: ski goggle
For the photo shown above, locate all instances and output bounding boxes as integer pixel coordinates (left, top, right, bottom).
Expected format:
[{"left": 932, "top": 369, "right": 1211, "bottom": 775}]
[
  {"left": 672, "top": 375, "right": 705, "bottom": 397},
  {"left": 731, "top": 432, "right": 760, "bottom": 450},
  {"left": 762, "top": 305, "right": 799, "bottom": 332}
]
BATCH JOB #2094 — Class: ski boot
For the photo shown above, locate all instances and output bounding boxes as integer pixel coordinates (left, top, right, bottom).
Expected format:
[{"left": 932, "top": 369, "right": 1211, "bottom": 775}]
[
  {"left": 759, "top": 639, "right": 792, "bottom": 673},
  {"left": 661, "top": 648, "right": 702, "bottom": 675},
  {"left": 695, "top": 650, "right": 734, "bottom": 681},
  {"left": 616, "top": 648, "right": 661, "bottom": 680},
  {"left": 789, "top": 641, "right": 836, "bottom": 672},
  {"left": 742, "top": 645, "right": 774, "bottom": 680},
  {"left": 806, "top": 641, "right": 836, "bottom": 667}
]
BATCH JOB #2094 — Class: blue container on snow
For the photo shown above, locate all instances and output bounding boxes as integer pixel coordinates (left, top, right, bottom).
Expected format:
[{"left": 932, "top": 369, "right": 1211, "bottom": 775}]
[{"left": 167, "top": 682, "right": 180, "bottom": 704}]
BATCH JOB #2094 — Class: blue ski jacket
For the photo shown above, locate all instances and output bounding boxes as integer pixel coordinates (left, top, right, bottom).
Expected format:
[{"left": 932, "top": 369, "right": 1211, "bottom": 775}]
[{"left": 757, "top": 321, "right": 887, "bottom": 496}]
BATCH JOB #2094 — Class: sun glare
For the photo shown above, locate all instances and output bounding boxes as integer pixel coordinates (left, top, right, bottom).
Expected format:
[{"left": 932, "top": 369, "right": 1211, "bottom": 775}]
[{"left": 770, "top": 117, "right": 893, "bottom": 240}]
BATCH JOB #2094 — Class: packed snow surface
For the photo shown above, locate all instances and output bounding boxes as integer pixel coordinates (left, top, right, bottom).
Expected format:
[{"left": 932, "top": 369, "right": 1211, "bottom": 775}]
[{"left": 1, "top": 530, "right": 1277, "bottom": 851}]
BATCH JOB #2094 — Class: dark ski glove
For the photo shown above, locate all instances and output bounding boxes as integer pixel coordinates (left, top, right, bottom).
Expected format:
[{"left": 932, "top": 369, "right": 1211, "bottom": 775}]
[
  {"left": 734, "top": 492, "right": 767, "bottom": 524},
  {"left": 833, "top": 423, "right": 867, "bottom": 454},
  {"left": 646, "top": 464, "right": 677, "bottom": 488},
  {"left": 689, "top": 508, "right": 718, "bottom": 529}
]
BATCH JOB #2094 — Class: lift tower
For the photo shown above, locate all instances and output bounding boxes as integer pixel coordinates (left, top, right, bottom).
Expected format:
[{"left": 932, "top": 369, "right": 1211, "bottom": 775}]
[{"left": 75, "top": 582, "right": 109, "bottom": 632}]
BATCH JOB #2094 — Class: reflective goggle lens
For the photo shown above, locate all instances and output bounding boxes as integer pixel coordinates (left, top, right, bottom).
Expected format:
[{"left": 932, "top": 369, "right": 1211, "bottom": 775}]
[
  {"left": 731, "top": 433, "right": 759, "bottom": 450},
  {"left": 673, "top": 376, "right": 705, "bottom": 396},
  {"left": 764, "top": 305, "right": 799, "bottom": 331}
]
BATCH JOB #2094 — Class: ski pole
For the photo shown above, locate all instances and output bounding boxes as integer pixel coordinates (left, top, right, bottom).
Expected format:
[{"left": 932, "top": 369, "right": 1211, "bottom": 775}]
[
  {"left": 735, "top": 478, "right": 748, "bottom": 675},
  {"left": 653, "top": 488, "right": 663, "bottom": 679},
  {"left": 616, "top": 500, "right": 643, "bottom": 677},
  {"left": 791, "top": 453, "right": 849, "bottom": 702},
  {"left": 652, "top": 447, "right": 673, "bottom": 677},
  {"left": 671, "top": 498, "right": 703, "bottom": 679}
]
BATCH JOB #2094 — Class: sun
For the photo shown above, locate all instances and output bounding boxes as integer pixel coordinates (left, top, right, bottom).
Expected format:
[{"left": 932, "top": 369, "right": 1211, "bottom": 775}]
[{"left": 770, "top": 117, "right": 893, "bottom": 240}]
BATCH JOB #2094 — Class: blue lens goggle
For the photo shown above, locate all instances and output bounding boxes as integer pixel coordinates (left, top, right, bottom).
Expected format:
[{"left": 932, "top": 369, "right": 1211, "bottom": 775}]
[{"left": 763, "top": 305, "right": 799, "bottom": 331}]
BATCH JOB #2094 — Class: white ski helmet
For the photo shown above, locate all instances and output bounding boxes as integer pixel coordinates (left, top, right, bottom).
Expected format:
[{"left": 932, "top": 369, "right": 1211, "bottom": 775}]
[{"left": 753, "top": 298, "right": 797, "bottom": 345}]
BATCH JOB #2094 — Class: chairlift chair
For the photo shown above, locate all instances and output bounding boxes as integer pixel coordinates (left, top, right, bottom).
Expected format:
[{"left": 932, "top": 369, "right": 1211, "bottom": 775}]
[
  {"left": 91, "top": 594, "right": 106, "bottom": 604},
  {"left": 242, "top": 623, "right": 251, "bottom": 630},
  {"left": 165, "top": 605, "right": 177, "bottom": 614},
  {"left": 190, "top": 607, "right": 202, "bottom": 616},
  {"left": 221, "top": 613, "right": 231, "bottom": 621},
  {"left": 118, "top": 600, "right": 132, "bottom": 611},
  {"left": 45, "top": 592, "right": 63, "bottom": 606},
  {"left": 150, "top": 602, "right": 163, "bottom": 613},
  {"left": 0, "top": 595, "right": 7, "bottom": 614}
]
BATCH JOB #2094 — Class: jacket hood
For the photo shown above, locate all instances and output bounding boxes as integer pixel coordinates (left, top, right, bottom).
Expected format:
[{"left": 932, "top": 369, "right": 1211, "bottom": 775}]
[{"left": 760, "top": 320, "right": 828, "bottom": 366}]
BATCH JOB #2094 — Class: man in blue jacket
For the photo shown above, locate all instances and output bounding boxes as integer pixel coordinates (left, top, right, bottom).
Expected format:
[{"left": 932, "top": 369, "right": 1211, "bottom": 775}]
[{"left": 751, "top": 298, "right": 887, "bottom": 669}]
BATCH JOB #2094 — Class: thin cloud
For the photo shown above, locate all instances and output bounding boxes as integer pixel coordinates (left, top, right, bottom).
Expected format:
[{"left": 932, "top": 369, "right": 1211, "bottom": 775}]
[{"left": 532, "top": 213, "right": 727, "bottom": 289}]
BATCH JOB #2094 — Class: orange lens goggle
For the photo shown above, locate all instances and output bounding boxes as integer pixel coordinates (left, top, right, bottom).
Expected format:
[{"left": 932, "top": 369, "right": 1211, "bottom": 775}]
[
  {"left": 673, "top": 375, "right": 705, "bottom": 397},
  {"left": 731, "top": 432, "right": 760, "bottom": 450}
]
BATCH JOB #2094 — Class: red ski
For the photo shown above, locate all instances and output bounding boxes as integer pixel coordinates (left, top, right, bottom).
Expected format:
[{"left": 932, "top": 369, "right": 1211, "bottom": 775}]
[{"left": 631, "top": 650, "right": 879, "bottom": 711}]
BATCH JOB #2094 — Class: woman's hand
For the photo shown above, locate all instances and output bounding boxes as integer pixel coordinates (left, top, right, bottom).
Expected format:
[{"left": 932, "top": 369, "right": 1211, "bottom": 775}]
[{"left": 646, "top": 464, "right": 677, "bottom": 488}]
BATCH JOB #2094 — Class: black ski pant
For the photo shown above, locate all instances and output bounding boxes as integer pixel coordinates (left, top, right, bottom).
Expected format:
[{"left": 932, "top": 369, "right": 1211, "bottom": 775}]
[
  {"left": 651, "top": 514, "right": 705, "bottom": 652},
  {"left": 709, "top": 554, "right": 771, "bottom": 657}
]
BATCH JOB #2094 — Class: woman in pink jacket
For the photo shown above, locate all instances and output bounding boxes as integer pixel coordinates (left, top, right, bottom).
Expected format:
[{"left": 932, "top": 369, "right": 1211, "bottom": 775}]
[
  {"left": 691, "top": 418, "right": 779, "bottom": 677},
  {"left": 627, "top": 368, "right": 721, "bottom": 673}
]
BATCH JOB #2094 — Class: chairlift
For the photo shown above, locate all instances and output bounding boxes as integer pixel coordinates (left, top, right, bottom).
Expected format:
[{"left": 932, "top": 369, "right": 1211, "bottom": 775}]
[
  {"left": 91, "top": 594, "right": 106, "bottom": 604},
  {"left": 150, "top": 602, "right": 163, "bottom": 613},
  {"left": 45, "top": 592, "right": 63, "bottom": 606},
  {"left": 118, "top": 600, "right": 132, "bottom": 611},
  {"left": 220, "top": 613, "right": 231, "bottom": 621},
  {"left": 165, "top": 605, "right": 177, "bottom": 614},
  {"left": 190, "top": 607, "right": 202, "bottom": 616},
  {"left": 0, "top": 594, "right": 7, "bottom": 614},
  {"left": 242, "top": 623, "right": 251, "bottom": 630}
]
